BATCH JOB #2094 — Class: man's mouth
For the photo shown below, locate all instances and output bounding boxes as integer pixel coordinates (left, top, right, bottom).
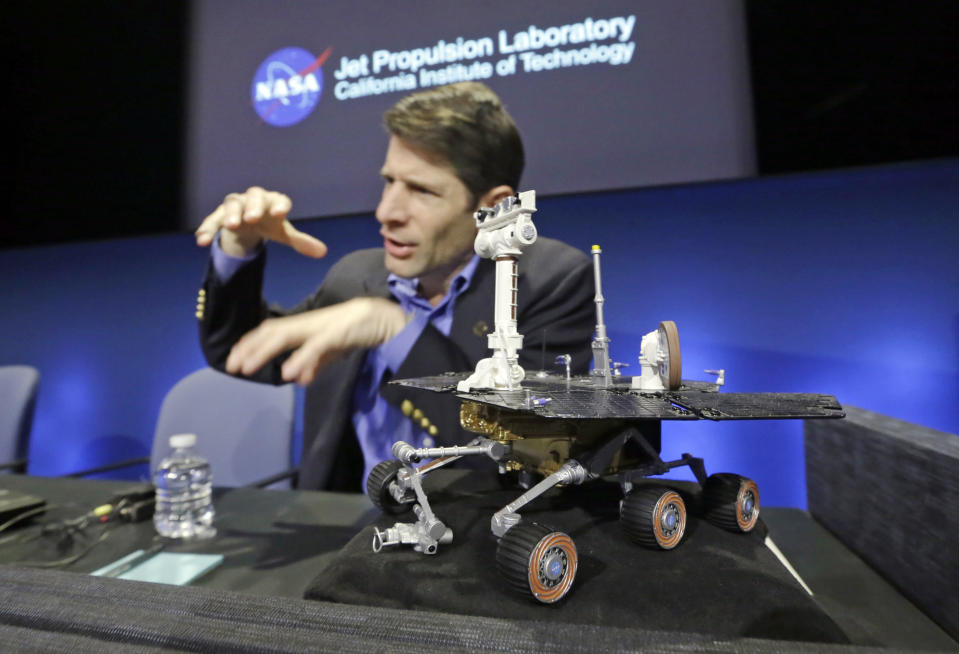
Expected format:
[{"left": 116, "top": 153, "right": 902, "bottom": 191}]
[{"left": 383, "top": 235, "right": 415, "bottom": 258}]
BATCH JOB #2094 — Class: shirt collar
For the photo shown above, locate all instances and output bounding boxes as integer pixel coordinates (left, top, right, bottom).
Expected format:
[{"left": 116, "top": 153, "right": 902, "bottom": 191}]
[{"left": 387, "top": 253, "right": 481, "bottom": 309}]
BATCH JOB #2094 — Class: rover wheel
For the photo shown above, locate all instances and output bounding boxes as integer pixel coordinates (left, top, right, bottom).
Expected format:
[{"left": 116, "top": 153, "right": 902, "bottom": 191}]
[
  {"left": 702, "top": 473, "right": 760, "bottom": 532},
  {"left": 366, "top": 460, "right": 412, "bottom": 515},
  {"left": 659, "top": 320, "right": 682, "bottom": 390},
  {"left": 621, "top": 486, "right": 687, "bottom": 549},
  {"left": 496, "top": 522, "right": 577, "bottom": 603}
]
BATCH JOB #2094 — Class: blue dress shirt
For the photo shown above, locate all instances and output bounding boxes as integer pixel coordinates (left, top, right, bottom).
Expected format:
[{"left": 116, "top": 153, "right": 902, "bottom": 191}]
[{"left": 351, "top": 254, "right": 480, "bottom": 486}]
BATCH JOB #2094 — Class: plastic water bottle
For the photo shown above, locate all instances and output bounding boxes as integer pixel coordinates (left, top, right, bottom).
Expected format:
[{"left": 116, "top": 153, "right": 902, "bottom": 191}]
[{"left": 153, "top": 433, "right": 216, "bottom": 539}]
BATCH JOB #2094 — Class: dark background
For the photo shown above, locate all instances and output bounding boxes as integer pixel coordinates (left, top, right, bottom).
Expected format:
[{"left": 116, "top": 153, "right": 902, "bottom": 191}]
[
  {"left": 6, "top": 1, "right": 187, "bottom": 248},
  {"left": 5, "top": 0, "right": 958, "bottom": 248},
  {"left": 749, "top": 0, "right": 959, "bottom": 172}
]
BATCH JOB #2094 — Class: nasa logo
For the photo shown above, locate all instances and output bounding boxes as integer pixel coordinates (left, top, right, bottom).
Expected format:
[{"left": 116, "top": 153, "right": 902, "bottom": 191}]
[{"left": 251, "top": 46, "right": 331, "bottom": 127}]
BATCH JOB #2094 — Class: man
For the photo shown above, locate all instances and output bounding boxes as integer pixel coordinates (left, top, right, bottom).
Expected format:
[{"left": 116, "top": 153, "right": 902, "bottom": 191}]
[{"left": 195, "top": 82, "right": 594, "bottom": 491}]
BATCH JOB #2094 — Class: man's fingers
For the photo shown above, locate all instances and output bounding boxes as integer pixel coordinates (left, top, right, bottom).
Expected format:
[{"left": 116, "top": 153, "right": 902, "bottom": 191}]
[
  {"left": 282, "top": 221, "right": 328, "bottom": 259},
  {"left": 264, "top": 192, "right": 326, "bottom": 258},
  {"left": 226, "top": 322, "right": 293, "bottom": 376},
  {"left": 229, "top": 336, "right": 283, "bottom": 377},
  {"left": 281, "top": 334, "right": 342, "bottom": 385},
  {"left": 243, "top": 187, "right": 267, "bottom": 223},
  {"left": 225, "top": 300, "right": 401, "bottom": 385},
  {"left": 226, "top": 313, "right": 326, "bottom": 377},
  {"left": 198, "top": 189, "right": 309, "bottom": 254},
  {"left": 265, "top": 191, "right": 292, "bottom": 218},
  {"left": 222, "top": 193, "right": 246, "bottom": 228},
  {"left": 195, "top": 205, "right": 225, "bottom": 247}
]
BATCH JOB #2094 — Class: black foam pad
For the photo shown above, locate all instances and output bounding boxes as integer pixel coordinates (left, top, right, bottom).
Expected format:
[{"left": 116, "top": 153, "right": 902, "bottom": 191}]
[{"left": 306, "top": 470, "right": 847, "bottom": 643}]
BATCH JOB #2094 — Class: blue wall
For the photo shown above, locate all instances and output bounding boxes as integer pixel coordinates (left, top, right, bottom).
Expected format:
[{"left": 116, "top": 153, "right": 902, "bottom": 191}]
[{"left": 2, "top": 159, "right": 956, "bottom": 506}]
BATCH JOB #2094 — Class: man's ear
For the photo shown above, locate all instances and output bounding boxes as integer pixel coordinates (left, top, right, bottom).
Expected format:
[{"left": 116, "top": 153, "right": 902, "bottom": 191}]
[{"left": 475, "top": 185, "right": 515, "bottom": 210}]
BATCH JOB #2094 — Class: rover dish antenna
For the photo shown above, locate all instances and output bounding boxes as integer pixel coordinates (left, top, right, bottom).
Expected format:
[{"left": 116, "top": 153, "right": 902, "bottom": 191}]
[{"left": 659, "top": 320, "right": 681, "bottom": 390}]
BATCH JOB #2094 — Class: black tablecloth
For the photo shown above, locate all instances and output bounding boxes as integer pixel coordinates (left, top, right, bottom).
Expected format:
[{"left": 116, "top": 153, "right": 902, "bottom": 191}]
[{"left": 306, "top": 470, "right": 848, "bottom": 643}]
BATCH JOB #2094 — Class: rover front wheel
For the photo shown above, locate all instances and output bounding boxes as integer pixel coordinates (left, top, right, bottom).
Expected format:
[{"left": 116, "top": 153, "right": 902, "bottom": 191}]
[
  {"left": 496, "top": 522, "right": 577, "bottom": 603},
  {"left": 703, "top": 473, "right": 760, "bottom": 532},
  {"left": 366, "top": 460, "right": 412, "bottom": 515},
  {"left": 621, "top": 486, "right": 687, "bottom": 549}
]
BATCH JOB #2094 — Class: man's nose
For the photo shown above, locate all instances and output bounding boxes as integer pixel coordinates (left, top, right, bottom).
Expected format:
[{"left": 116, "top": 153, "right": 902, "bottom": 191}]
[{"left": 376, "top": 184, "right": 409, "bottom": 225}]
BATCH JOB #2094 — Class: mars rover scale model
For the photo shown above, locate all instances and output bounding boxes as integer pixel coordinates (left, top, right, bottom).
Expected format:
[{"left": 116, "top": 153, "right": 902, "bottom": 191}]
[{"left": 366, "top": 191, "right": 843, "bottom": 603}]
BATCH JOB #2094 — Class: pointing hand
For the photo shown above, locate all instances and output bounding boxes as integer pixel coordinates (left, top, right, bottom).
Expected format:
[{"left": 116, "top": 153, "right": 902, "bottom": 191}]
[{"left": 194, "top": 186, "right": 328, "bottom": 259}]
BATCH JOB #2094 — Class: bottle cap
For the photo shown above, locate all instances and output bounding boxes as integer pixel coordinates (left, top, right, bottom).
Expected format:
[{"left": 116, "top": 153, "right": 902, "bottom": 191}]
[{"left": 169, "top": 433, "right": 197, "bottom": 448}]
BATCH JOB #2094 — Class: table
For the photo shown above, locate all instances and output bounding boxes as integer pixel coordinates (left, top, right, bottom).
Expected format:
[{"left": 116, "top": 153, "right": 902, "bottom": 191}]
[
  {"left": 0, "top": 474, "right": 955, "bottom": 653},
  {"left": 0, "top": 474, "right": 376, "bottom": 598}
]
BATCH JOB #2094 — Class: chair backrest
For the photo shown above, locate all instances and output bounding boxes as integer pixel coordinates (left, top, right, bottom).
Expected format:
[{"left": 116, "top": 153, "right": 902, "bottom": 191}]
[
  {"left": 0, "top": 365, "right": 40, "bottom": 473},
  {"left": 152, "top": 368, "right": 295, "bottom": 488}
]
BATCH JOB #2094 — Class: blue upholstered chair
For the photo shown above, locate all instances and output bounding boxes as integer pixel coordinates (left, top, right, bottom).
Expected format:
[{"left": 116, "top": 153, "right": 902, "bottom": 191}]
[
  {"left": 0, "top": 365, "right": 40, "bottom": 474},
  {"left": 152, "top": 368, "right": 296, "bottom": 488}
]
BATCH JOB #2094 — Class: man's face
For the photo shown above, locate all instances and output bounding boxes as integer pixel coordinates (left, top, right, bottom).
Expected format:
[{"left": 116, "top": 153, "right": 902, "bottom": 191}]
[{"left": 375, "top": 136, "right": 478, "bottom": 285}]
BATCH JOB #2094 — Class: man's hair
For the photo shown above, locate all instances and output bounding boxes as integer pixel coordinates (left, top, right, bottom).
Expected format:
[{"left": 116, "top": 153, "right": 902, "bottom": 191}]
[{"left": 383, "top": 82, "right": 524, "bottom": 206}]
